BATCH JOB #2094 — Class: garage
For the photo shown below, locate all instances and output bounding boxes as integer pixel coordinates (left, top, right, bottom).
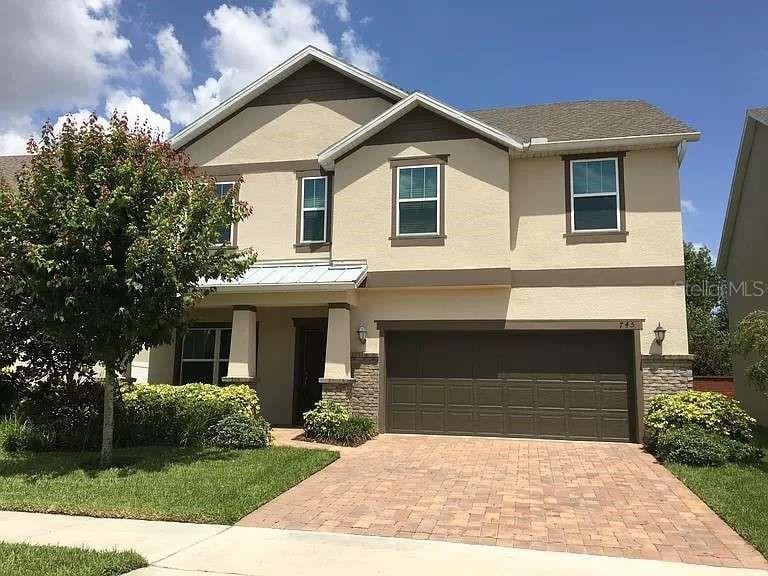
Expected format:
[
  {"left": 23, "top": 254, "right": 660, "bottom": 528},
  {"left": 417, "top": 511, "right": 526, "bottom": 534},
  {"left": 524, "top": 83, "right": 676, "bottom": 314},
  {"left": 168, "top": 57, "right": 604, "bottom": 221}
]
[{"left": 385, "top": 329, "right": 638, "bottom": 442}]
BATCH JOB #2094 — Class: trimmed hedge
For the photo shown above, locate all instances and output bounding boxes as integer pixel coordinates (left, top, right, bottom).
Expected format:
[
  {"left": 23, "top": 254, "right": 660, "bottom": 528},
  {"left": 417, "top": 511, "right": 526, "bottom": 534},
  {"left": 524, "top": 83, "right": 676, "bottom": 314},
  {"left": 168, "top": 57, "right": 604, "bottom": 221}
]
[
  {"left": 205, "top": 413, "right": 271, "bottom": 449},
  {"left": 644, "top": 391, "right": 763, "bottom": 467},
  {"left": 645, "top": 390, "right": 755, "bottom": 450},
  {"left": 120, "top": 383, "right": 260, "bottom": 447},
  {"left": 303, "top": 400, "right": 377, "bottom": 446}
]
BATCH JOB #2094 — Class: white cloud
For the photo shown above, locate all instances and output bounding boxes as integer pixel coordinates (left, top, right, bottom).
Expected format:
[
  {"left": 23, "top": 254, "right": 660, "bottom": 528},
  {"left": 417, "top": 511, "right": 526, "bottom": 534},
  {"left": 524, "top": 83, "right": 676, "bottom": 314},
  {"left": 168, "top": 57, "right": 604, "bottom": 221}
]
[
  {"left": 340, "top": 29, "right": 381, "bottom": 75},
  {"left": 0, "top": 0, "right": 130, "bottom": 122},
  {"left": 155, "top": 25, "right": 191, "bottom": 97},
  {"left": 52, "top": 109, "right": 109, "bottom": 133},
  {"left": 681, "top": 199, "right": 698, "bottom": 214},
  {"left": 0, "top": 116, "right": 35, "bottom": 154},
  {"left": 106, "top": 90, "right": 171, "bottom": 137},
  {"left": 165, "top": 0, "right": 383, "bottom": 127}
]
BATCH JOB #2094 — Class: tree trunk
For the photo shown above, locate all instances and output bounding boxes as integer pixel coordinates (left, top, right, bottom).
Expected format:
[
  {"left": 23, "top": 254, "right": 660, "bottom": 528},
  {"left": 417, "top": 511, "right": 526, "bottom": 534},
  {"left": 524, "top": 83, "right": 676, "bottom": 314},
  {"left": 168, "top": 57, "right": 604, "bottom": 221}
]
[{"left": 100, "top": 365, "right": 116, "bottom": 467}]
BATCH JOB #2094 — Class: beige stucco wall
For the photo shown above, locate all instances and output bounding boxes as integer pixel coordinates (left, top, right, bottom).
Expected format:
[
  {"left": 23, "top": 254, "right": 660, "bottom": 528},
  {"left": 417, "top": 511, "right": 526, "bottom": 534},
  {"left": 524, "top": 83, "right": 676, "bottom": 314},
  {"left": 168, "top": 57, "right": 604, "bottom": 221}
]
[
  {"left": 185, "top": 98, "right": 391, "bottom": 166},
  {"left": 332, "top": 139, "right": 511, "bottom": 270},
  {"left": 725, "top": 121, "right": 768, "bottom": 423},
  {"left": 350, "top": 285, "right": 689, "bottom": 357},
  {"left": 509, "top": 147, "right": 684, "bottom": 269}
]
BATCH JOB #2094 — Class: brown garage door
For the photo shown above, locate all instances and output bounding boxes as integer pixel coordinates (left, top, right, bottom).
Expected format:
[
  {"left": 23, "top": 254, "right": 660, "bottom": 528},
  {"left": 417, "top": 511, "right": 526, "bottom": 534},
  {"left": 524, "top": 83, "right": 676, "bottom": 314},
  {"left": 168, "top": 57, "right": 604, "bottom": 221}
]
[{"left": 386, "top": 330, "right": 636, "bottom": 442}]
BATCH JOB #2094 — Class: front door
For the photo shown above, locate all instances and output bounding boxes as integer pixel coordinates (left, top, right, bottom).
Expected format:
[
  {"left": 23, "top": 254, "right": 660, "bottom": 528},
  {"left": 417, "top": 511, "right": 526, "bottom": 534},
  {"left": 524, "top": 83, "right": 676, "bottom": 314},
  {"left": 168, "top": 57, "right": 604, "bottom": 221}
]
[{"left": 293, "top": 323, "right": 327, "bottom": 425}]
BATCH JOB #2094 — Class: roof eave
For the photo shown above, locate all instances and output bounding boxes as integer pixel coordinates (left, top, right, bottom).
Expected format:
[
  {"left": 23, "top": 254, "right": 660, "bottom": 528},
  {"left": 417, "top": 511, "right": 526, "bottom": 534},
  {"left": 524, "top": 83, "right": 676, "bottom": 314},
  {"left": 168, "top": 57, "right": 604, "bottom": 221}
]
[
  {"left": 170, "top": 46, "right": 408, "bottom": 150},
  {"left": 318, "top": 92, "right": 524, "bottom": 170},
  {"left": 523, "top": 132, "right": 701, "bottom": 155},
  {"left": 208, "top": 282, "right": 361, "bottom": 293},
  {"left": 717, "top": 116, "right": 758, "bottom": 273}
]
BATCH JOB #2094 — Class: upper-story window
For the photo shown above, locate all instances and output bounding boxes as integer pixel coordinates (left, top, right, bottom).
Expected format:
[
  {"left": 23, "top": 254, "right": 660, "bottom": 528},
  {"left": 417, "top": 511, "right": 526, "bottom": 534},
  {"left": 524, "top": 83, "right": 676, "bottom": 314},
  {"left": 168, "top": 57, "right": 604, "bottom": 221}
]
[
  {"left": 301, "top": 176, "right": 328, "bottom": 243},
  {"left": 214, "top": 181, "right": 235, "bottom": 244},
  {"left": 569, "top": 158, "right": 621, "bottom": 232},
  {"left": 397, "top": 165, "right": 439, "bottom": 235}
]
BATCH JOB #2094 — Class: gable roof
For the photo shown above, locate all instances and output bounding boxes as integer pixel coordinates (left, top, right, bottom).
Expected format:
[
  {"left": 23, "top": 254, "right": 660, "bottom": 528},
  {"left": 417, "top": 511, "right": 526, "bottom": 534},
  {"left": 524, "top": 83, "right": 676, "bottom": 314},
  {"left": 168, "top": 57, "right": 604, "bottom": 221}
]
[
  {"left": 318, "top": 92, "right": 524, "bottom": 169},
  {"left": 0, "top": 154, "right": 29, "bottom": 190},
  {"left": 468, "top": 100, "right": 698, "bottom": 144},
  {"left": 170, "top": 46, "right": 408, "bottom": 150},
  {"left": 717, "top": 108, "right": 768, "bottom": 272}
]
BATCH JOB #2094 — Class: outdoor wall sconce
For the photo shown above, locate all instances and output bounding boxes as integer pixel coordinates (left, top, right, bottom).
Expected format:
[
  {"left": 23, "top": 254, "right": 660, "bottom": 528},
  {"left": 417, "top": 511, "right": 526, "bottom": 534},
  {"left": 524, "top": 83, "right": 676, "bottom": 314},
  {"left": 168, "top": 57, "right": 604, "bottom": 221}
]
[
  {"left": 356, "top": 322, "right": 367, "bottom": 344},
  {"left": 654, "top": 322, "right": 666, "bottom": 344}
]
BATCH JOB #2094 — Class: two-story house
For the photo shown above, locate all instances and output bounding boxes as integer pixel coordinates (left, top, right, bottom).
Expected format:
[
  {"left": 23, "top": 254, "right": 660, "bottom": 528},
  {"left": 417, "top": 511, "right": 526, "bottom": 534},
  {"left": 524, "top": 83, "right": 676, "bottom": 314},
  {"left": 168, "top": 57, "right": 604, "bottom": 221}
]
[{"left": 131, "top": 46, "right": 699, "bottom": 443}]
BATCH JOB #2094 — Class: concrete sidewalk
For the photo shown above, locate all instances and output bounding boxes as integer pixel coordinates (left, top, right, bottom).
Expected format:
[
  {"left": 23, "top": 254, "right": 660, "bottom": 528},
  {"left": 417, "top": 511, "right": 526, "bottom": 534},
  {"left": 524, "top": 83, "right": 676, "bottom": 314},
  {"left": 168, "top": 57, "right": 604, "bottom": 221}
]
[{"left": 1, "top": 511, "right": 766, "bottom": 576}]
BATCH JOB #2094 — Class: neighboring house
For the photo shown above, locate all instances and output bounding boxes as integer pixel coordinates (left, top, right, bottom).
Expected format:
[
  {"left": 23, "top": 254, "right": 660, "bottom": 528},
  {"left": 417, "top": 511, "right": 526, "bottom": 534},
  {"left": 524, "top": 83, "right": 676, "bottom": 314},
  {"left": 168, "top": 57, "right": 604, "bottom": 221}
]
[
  {"left": 717, "top": 107, "right": 768, "bottom": 424},
  {"left": 5, "top": 46, "right": 701, "bottom": 443},
  {"left": 0, "top": 155, "right": 29, "bottom": 189}
]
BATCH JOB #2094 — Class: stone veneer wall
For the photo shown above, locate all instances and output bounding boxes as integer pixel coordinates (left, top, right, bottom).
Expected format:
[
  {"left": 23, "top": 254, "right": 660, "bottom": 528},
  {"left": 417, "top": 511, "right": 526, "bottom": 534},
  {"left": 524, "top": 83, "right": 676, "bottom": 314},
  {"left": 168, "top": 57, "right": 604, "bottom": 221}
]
[
  {"left": 320, "top": 353, "right": 380, "bottom": 422},
  {"left": 641, "top": 355, "right": 693, "bottom": 408}
]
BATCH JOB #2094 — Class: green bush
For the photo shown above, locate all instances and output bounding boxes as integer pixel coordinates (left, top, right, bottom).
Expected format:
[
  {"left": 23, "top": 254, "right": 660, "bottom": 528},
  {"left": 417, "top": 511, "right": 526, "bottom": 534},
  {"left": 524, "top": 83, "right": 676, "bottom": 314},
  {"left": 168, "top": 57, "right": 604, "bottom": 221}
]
[
  {"left": 645, "top": 391, "right": 755, "bottom": 450},
  {"left": 303, "top": 400, "right": 350, "bottom": 440},
  {"left": 303, "top": 401, "right": 376, "bottom": 446},
  {"left": 724, "top": 436, "right": 764, "bottom": 465},
  {"left": 334, "top": 415, "right": 377, "bottom": 446},
  {"left": 206, "top": 413, "right": 272, "bottom": 449},
  {"left": 655, "top": 426, "right": 730, "bottom": 466},
  {"left": 120, "top": 383, "right": 260, "bottom": 447},
  {"left": 0, "top": 416, "right": 46, "bottom": 453}
]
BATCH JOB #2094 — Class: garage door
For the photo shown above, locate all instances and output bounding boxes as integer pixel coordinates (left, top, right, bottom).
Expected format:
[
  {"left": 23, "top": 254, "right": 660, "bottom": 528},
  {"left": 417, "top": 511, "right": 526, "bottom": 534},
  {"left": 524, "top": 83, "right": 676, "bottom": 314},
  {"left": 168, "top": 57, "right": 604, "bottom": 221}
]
[{"left": 386, "top": 330, "right": 636, "bottom": 442}]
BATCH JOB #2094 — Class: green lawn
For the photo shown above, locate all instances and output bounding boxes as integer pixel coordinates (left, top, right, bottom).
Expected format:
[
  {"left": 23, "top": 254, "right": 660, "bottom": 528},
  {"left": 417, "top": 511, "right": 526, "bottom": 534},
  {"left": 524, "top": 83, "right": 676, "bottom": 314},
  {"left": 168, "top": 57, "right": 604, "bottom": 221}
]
[
  {"left": 0, "top": 446, "right": 338, "bottom": 524},
  {"left": 0, "top": 542, "right": 145, "bottom": 576},
  {"left": 667, "top": 426, "right": 768, "bottom": 558}
]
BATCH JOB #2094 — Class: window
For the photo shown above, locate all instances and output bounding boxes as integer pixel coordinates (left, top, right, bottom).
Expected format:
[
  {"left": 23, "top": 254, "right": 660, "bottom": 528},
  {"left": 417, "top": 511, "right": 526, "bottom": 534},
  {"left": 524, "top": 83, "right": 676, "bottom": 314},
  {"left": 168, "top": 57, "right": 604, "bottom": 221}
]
[
  {"left": 179, "top": 326, "right": 231, "bottom": 385},
  {"left": 569, "top": 158, "right": 620, "bottom": 232},
  {"left": 214, "top": 182, "right": 235, "bottom": 244},
  {"left": 397, "top": 165, "right": 439, "bottom": 235},
  {"left": 300, "top": 176, "right": 327, "bottom": 243}
]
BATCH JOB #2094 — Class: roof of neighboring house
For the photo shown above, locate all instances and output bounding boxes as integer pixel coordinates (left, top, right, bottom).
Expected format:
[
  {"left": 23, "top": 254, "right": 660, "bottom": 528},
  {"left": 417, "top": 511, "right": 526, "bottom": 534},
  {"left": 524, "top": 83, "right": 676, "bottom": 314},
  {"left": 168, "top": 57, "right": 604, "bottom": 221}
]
[
  {"left": 0, "top": 154, "right": 29, "bottom": 188},
  {"left": 467, "top": 100, "right": 697, "bottom": 143},
  {"left": 717, "top": 107, "right": 768, "bottom": 272}
]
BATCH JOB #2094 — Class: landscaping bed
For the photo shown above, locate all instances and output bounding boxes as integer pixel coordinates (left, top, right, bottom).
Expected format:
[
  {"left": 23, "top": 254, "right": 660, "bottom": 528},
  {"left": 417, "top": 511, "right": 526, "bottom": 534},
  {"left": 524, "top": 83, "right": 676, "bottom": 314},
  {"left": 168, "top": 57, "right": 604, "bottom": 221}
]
[
  {"left": 0, "top": 445, "right": 337, "bottom": 524},
  {"left": 667, "top": 426, "right": 768, "bottom": 559},
  {"left": 0, "top": 542, "right": 145, "bottom": 576}
]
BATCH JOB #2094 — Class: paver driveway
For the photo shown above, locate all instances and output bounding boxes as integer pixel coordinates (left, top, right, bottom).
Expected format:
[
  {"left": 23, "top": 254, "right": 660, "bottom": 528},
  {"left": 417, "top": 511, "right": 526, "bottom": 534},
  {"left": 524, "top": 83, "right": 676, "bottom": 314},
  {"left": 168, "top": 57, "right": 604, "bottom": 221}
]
[{"left": 239, "top": 434, "right": 768, "bottom": 569}]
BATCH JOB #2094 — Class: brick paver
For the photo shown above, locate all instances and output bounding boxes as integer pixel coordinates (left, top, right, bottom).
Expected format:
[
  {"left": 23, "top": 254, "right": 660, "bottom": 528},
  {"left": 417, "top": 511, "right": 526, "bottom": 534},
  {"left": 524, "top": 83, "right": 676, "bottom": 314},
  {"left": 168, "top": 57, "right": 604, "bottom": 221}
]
[{"left": 240, "top": 434, "right": 768, "bottom": 569}]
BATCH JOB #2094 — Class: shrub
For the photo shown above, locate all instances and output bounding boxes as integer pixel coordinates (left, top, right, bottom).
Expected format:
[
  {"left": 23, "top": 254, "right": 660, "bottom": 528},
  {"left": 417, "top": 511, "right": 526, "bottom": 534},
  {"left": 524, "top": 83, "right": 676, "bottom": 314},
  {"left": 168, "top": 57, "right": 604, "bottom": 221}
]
[
  {"left": 303, "top": 401, "right": 377, "bottom": 446},
  {"left": 120, "top": 383, "right": 260, "bottom": 447},
  {"left": 206, "top": 413, "right": 271, "bottom": 449},
  {"left": 724, "top": 437, "right": 764, "bottom": 465},
  {"left": 16, "top": 377, "right": 107, "bottom": 450},
  {"left": 644, "top": 391, "right": 755, "bottom": 450},
  {"left": 655, "top": 426, "right": 730, "bottom": 466},
  {"left": 0, "top": 416, "right": 46, "bottom": 453},
  {"left": 334, "top": 415, "right": 377, "bottom": 446},
  {"left": 303, "top": 400, "right": 350, "bottom": 440}
]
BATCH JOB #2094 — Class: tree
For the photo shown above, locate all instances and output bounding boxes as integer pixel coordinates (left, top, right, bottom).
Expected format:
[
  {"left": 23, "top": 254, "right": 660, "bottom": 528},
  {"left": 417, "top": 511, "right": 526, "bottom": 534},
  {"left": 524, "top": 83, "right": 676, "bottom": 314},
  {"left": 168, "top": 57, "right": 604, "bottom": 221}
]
[
  {"left": 0, "top": 114, "right": 255, "bottom": 465},
  {"left": 683, "top": 242, "right": 731, "bottom": 376},
  {"left": 734, "top": 310, "right": 768, "bottom": 394}
]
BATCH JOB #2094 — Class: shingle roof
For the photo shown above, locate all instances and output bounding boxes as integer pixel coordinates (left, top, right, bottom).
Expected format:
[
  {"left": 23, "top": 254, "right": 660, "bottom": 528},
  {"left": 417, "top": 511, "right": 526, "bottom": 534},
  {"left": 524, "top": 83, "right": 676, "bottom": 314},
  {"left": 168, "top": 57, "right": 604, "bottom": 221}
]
[
  {"left": 0, "top": 154, "right": 29, "bottom": 189},
  {"left": 748, "top": 107, "right": 768, "bottom": 126},
  {"left": 466, "top": 100, "right": 696, "bottom": 143}
]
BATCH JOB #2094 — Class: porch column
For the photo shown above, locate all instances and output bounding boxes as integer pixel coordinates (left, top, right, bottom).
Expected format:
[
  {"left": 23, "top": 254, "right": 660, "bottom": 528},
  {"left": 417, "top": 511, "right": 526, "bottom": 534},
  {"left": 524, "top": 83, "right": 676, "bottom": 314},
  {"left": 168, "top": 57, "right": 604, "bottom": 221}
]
[
  {"left": 322, "top": 303, "right": 352, "bottom": 380},
  {"left": 222, "top": 305, "right": 258, "bottom": 385}
]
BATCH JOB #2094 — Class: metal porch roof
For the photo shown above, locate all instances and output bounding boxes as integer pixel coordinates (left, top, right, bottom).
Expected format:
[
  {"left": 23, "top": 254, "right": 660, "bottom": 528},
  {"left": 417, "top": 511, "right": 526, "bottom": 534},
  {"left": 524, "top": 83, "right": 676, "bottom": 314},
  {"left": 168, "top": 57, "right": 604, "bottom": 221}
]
[{"left": 202, "top": 260, "right": 367, "bottom": 292}]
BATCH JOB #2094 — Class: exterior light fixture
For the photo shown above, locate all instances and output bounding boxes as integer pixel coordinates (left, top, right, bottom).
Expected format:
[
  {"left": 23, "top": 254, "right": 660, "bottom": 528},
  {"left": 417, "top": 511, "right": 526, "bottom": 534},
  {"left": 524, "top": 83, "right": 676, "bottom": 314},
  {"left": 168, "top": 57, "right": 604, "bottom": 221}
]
[
  {"left": 654, "top": 322, "right": 666, "bottom": 344},
  {"left": 356, "top": 322, "right": 367, "bottom": 344}
]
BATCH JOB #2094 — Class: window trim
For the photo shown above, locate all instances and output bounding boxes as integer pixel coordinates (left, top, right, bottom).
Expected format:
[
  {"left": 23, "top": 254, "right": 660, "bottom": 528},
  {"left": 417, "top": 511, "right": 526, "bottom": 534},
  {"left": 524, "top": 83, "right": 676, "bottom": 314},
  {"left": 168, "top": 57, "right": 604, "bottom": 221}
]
[
  {"left": 214, "top": 180, "right": 237, "bottom": 246},
  {"left": 392, "top": 161, "right": 445, "bottom": 241},
  {"left": 299, "top": 175, "right": 328, "bottom": 244},
  {"left": 563, "top": 152, "right": 626, "bottom": 238},
  {"left": 177, "top": 325, "right": 232, "bottom": 385},
  {"left": 295, "top": 171, "right": 331, "bottom": 252}
]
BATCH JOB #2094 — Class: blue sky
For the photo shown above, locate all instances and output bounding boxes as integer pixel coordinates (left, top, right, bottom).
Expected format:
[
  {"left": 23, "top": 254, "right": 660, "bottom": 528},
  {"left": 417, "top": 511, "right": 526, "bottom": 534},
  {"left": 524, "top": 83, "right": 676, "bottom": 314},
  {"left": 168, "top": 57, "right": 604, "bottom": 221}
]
[{"left": 1, "top": 1, "right": 766, "bottom": 254}]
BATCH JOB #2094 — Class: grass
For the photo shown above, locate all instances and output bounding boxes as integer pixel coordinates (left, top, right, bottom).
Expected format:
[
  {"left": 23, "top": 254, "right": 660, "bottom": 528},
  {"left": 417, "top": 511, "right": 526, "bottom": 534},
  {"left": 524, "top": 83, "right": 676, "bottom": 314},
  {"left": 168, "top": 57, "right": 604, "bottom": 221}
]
[
  {"left": 667, "top": 426, "right": 768, "bottom": 558},
  {"left": 0, "top": 446, "right": 338, "bottom": 524},
  {"left": 0, "top": 542, "right": 146, "bottom": 576}
]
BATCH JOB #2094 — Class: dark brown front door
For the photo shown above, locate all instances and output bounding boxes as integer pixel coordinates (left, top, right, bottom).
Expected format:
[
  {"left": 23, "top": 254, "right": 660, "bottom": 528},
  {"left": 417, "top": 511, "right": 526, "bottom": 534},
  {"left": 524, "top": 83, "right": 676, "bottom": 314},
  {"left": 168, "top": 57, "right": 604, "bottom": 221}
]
[
  {"left": 386, "top": 330, "right": 636, "bottom": 442},
  {"left": 293, "top": 322, "right": 327, "bottom": 425}
]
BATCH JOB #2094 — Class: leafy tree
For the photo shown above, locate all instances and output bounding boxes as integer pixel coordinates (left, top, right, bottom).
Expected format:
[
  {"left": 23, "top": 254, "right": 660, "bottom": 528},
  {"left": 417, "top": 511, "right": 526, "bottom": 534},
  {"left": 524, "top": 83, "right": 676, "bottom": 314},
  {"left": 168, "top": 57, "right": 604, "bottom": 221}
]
[
  {"left": 0, "top": 114, "right": 255, "bottom": 465},
  {"left": 734, "top": 310, "right": 768, "bottom": 394},
  {"left": 683, "top": 242, "right": 731, "bottom": 376}
]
